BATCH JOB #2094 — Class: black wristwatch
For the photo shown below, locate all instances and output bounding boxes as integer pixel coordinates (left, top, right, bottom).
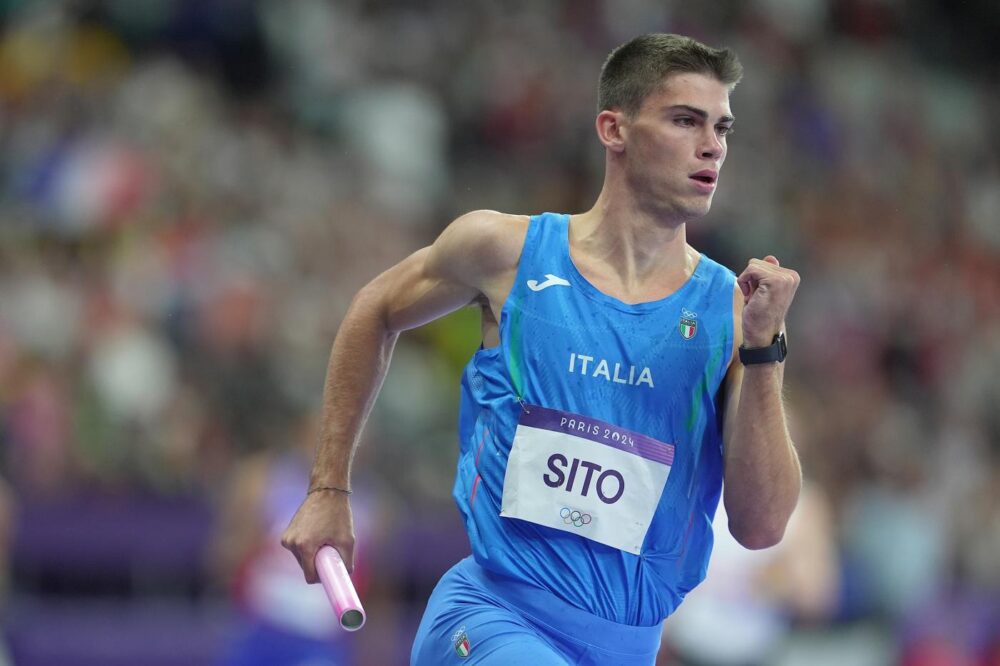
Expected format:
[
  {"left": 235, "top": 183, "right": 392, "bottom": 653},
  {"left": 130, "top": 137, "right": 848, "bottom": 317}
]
[{"left": 739, "top": 332, "right": 787, "bottom": 365}]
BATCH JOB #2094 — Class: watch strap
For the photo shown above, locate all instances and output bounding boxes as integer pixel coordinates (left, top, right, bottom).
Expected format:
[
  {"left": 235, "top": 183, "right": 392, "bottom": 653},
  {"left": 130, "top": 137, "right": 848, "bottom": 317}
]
[{"left": 739, "top": 332, "right": 787, "bottom": 365}]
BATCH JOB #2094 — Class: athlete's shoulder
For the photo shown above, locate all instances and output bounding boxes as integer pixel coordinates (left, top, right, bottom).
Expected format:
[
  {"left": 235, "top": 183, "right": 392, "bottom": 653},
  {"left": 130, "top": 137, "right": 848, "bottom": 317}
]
[
  {"left": 435, "top": 209, "right": 530, "bottom": 274},
  {"left": 450, "top": 209, "right": 530, "bottom": 246}
]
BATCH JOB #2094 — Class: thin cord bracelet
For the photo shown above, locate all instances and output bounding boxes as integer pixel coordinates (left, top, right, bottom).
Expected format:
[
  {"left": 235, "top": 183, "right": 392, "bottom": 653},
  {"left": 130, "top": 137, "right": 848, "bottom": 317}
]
[{"left": 307, "top": 485, "right": 353, "bottom": 496}]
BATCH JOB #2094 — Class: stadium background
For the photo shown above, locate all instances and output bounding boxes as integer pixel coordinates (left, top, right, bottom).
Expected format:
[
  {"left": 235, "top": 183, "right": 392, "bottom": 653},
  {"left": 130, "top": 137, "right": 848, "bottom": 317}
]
[{"left": 0, "top": 1, "right": 997, "bottom": 664}]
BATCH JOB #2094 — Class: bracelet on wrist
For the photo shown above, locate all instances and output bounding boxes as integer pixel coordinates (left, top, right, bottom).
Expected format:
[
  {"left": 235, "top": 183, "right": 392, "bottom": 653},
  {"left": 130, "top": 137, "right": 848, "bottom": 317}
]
[{"left": 307, "top": 485, "right": 353, "bottom": 496}]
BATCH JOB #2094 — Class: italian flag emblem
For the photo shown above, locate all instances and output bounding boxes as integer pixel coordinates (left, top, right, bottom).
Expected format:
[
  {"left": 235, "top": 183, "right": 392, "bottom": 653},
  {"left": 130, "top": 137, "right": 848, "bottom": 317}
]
[
  {"left": 454, "top": 629, "right": 471, "bottom": 658},
  {"left": 679, "top": 317, "right": 697, "bottom": 340}
]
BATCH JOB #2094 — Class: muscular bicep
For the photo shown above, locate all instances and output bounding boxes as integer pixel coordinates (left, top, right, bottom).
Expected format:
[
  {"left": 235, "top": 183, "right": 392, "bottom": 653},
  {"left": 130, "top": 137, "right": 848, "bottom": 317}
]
[
  {"left": 367, "top": 246, "right": 479, "bottom": 333},
  {"left": 722, "top": 284, "right": 745, "bottom": 450},
  {"left": 365, "top": 210, "right": 524, "bottom": 333},
  {"left": 722, "top": 356, "right": 743, "bottom": 452}
]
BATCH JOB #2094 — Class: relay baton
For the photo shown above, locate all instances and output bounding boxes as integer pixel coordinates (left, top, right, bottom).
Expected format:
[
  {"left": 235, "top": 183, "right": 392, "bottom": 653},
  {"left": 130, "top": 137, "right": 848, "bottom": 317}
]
[{"left": 315, "top": 545, "right": 366, "bottom": 631}]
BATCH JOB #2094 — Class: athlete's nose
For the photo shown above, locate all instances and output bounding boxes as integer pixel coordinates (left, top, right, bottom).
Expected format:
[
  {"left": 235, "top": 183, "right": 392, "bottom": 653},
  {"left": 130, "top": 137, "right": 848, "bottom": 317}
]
[{"left": 698, "top": 128, "right": 724, "bottom": 161}]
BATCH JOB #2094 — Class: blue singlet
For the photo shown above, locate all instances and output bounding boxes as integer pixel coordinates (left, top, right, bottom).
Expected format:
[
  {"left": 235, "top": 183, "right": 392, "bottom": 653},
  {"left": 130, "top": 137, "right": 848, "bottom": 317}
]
[{"left": 413, "top": 212, "right": 736, "bottom": 664}]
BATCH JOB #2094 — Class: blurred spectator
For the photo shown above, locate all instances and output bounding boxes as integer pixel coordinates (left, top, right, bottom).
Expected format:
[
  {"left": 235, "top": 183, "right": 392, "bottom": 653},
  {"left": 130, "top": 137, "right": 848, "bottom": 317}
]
[
  {"left": 663, "top": 482, "right": 840, "bottom": 666},
  {"left": 209, "top": 412, "right": 372, "bottom": 666},
  {"left": 662, "top": 405, "right": 841, "bottom": 666},
  {"left": 0, "top": 476, "right": 14, "bottom": 666}
]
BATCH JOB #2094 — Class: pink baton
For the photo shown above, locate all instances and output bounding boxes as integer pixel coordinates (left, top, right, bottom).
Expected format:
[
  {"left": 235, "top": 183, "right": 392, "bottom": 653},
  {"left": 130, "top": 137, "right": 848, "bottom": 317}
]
[{"left": 315, "top": 545, "right": 366, "bottom": 631}]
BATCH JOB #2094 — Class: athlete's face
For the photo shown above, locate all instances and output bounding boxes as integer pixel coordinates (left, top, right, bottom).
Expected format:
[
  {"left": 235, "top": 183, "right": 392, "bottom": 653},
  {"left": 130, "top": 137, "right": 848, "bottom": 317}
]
[{"left": 620, "top": 73, "right": 734, "bottom": 222}]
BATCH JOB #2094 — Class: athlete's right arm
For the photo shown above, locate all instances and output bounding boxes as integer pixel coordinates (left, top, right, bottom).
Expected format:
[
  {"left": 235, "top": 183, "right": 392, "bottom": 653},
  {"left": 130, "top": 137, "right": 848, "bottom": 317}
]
[{"left": 281, "top": 210, "right": 523, "bottom": 583}]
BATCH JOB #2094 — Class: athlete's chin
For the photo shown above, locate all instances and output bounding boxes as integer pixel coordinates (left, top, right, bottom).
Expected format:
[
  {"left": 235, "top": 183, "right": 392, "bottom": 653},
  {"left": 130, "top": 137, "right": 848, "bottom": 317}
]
[
  {"left": 673, "top": 196, "right": 713, "bottom": 222},
  {"left": 644, "top": 190, "right": 713, "bottom": 224}
]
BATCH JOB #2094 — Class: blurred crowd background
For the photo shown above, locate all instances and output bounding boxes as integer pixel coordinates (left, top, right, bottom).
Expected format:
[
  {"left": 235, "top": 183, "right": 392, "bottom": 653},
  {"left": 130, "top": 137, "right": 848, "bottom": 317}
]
[{"left": 0, "top": 1, "right": 997, "bottom": 665}]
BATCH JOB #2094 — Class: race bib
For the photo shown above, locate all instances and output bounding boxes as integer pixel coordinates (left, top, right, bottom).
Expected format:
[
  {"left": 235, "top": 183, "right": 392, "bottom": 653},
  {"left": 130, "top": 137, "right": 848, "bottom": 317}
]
[{"left": 499, "top": 404, "right": 675, "bottom": 555}]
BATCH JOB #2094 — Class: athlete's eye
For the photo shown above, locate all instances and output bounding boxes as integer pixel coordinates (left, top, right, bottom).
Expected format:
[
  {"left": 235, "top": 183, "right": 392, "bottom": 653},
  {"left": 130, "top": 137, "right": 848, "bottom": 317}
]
[
  {"left": 674, "top": 117, "right": 696, "bottom": 127},
  {"left": 716, "top": 125, "right": 734, "bottom": 136}
]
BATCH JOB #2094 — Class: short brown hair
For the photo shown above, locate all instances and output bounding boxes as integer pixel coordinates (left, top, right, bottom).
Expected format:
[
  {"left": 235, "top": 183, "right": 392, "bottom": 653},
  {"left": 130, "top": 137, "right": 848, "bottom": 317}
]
[{"left": 598, "top": 33, "right": 743, "bottom": 116}]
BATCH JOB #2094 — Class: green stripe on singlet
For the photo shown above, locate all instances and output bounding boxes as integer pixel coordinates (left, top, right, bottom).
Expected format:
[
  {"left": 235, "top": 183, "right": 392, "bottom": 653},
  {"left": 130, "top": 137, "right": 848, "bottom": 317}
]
[
  {"left": 686, "top": 330, "right": 728, "bottom": 496},
  {"left": 686, "top": 331, "right": 726, "bottom": 432},
  {"left": 507, "top": 305, "right": 525, "bottom": 399}
]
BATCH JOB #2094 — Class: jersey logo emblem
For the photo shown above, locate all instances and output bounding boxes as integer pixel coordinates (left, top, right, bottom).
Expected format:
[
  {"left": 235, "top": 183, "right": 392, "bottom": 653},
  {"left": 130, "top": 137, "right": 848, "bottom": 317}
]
[
  {"left": 451, "top": 626, "right": 471, "bottom": 658},
  {"left": 679, "top": 308, "right": 698, "bottom": 340},
  {"left": 526, "top": 274, "right": 570, "bottom": 292}
]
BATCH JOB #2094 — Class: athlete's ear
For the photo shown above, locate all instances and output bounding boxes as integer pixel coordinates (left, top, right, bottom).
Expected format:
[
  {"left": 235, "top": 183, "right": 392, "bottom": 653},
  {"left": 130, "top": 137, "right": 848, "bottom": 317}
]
[{"left": 596, "top": 110, "right": 626, "bottom": 153}]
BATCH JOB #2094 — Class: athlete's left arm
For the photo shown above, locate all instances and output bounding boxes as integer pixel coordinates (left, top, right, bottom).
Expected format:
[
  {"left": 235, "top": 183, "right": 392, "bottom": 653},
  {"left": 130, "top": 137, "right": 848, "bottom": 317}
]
[{"left": 720, "top": 256, "right": 802, "bottom": 550}]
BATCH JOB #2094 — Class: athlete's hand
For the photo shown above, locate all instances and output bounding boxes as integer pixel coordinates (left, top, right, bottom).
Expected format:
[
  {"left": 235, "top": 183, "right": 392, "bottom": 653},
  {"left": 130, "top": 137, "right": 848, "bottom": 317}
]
[
  {"left": 281, "top": 491, "right": 356, "bottom": 583},
  {"left": 737, "top": 256, "right": 800, "bottom": 347}
]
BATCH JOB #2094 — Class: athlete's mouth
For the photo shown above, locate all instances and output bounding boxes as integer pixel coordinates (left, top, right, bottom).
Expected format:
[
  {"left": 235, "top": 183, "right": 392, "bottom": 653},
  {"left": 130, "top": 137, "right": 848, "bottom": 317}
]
[{"left": 690, "top": 170, "right": 718, "bottom": 184}]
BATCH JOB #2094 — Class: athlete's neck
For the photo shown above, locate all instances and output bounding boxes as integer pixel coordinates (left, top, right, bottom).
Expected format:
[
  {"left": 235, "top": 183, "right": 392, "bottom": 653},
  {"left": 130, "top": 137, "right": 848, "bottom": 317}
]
[{"left": 570, "top": 190, "right": 697, "bottom": 295}]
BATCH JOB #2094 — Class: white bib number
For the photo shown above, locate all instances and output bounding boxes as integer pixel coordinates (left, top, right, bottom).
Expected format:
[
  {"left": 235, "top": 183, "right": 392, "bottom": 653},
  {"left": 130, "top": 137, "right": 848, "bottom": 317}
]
[{"left": 500, "top": 404, "right": 675, "bottom": 555}]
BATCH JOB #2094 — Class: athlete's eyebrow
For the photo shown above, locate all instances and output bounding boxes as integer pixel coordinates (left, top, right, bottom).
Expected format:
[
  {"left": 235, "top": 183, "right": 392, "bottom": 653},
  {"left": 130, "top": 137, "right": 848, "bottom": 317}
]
[{"left": 667, "top": 104, "right": 735, "bottom": 124}]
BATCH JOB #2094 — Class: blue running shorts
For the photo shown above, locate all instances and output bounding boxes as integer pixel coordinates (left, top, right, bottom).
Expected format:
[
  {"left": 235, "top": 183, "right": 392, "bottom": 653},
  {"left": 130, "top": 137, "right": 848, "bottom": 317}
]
[{"left": 411, "top": 557, "right": 662, "bottom": 665}]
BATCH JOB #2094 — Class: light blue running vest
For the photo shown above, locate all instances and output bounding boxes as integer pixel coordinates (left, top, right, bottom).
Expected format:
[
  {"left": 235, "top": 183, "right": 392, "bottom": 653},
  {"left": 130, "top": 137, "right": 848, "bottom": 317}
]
[{"left": 453, "top": 212, "right": 736, "bottom": 626}]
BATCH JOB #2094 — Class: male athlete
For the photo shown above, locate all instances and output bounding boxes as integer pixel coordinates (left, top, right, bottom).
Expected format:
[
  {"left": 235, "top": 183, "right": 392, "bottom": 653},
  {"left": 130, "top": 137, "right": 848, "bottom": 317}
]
[{"left": 283, "top": 33, "right": 802, "bottom": 665}]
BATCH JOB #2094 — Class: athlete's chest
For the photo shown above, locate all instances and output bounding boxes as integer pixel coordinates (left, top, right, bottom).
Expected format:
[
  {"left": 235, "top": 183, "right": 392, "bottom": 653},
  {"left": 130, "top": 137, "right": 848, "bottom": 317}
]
[
  {"left": 504, "top": 293, "right": 723, "bottom": 393},
  {"left": 568, "top": 248, "right": 700, "bottom": 306}
]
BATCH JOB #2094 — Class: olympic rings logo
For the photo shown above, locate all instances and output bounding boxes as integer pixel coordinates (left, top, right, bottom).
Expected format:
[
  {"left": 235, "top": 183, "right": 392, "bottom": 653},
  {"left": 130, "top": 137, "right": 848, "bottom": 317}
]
[{"left": 560, "top": 507, "right": 592, "bottom": 527}]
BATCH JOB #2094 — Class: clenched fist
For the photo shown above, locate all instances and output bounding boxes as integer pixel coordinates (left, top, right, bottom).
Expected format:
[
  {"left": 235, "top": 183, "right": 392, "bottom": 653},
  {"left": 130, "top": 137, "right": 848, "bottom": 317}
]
[
  {"left": 281, "top": 490, "right": 356, "bottom": 583},
  {"left": 737, "top": 255, "right": 800, "bottom": 348}
]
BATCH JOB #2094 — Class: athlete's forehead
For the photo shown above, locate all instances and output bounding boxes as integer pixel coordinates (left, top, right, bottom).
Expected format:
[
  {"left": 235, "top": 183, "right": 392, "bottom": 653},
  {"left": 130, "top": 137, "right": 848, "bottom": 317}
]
[{"left": 639, "top": 72, "right": 734, "bottom": 122}]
